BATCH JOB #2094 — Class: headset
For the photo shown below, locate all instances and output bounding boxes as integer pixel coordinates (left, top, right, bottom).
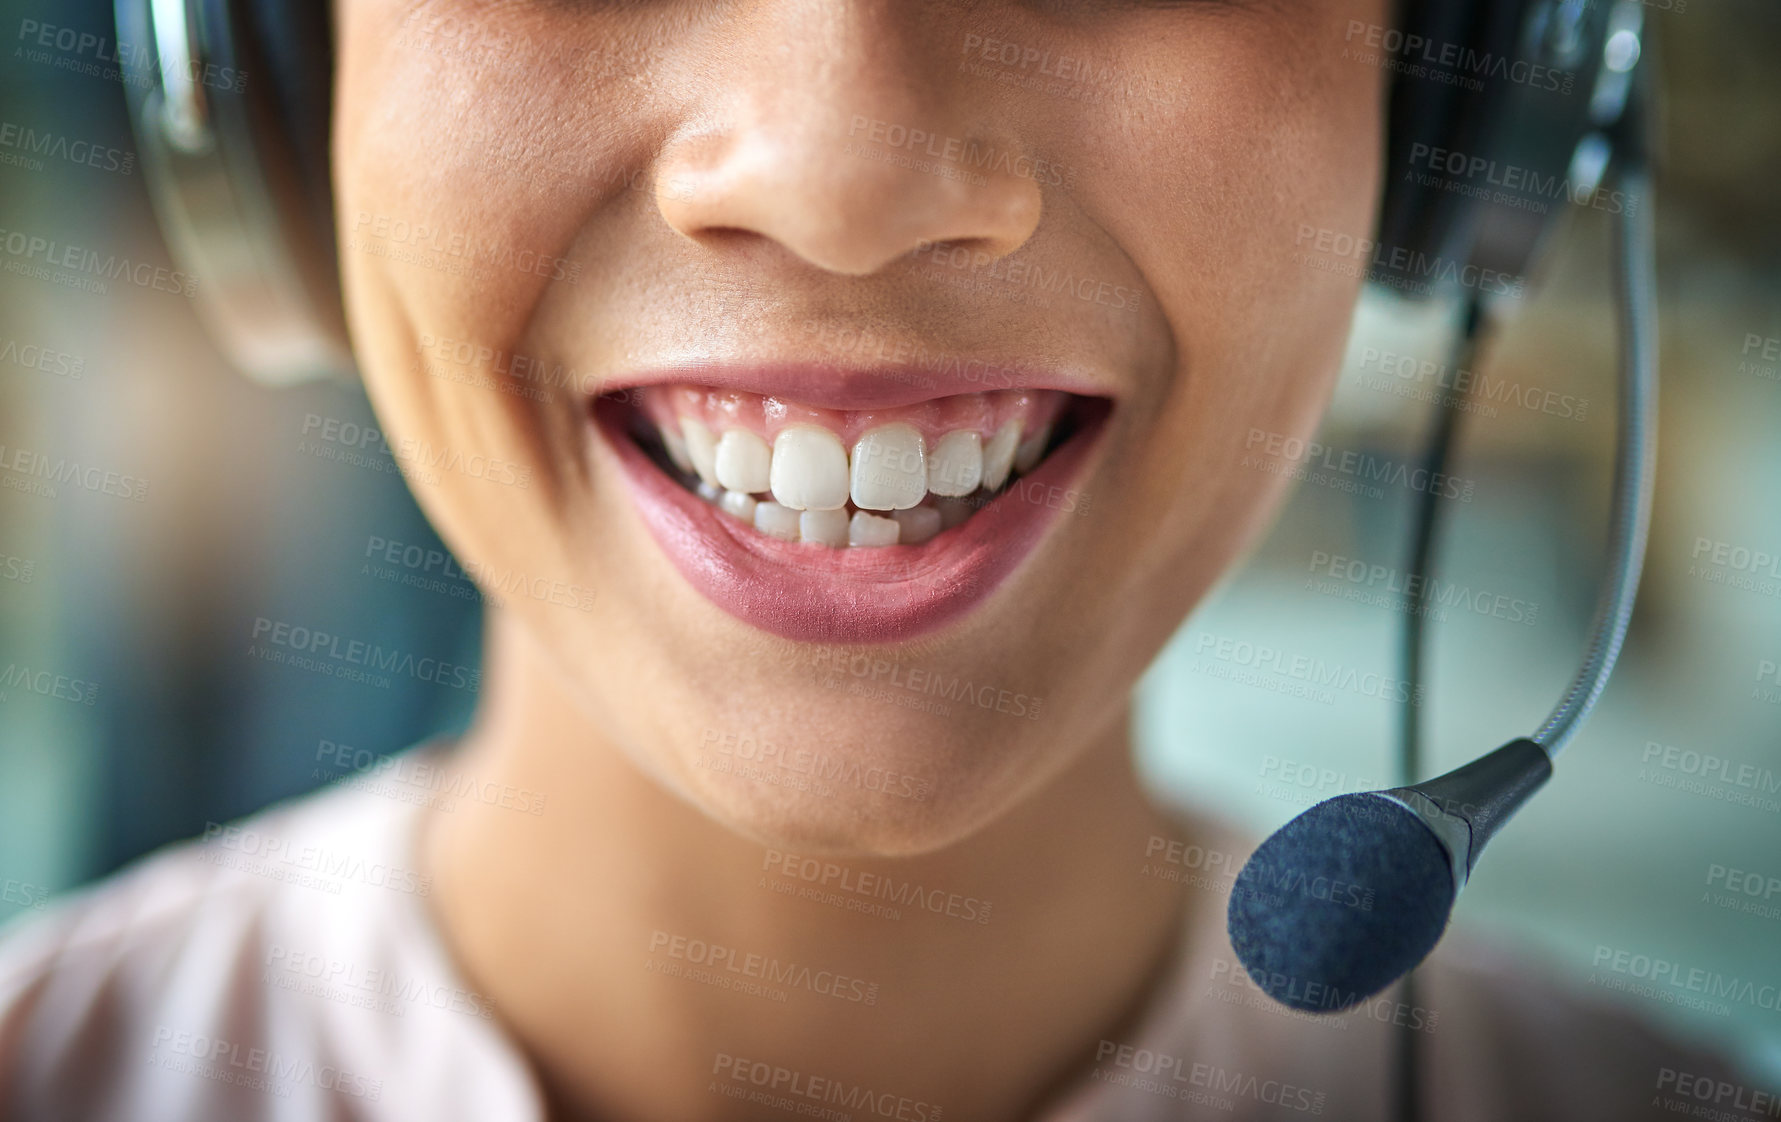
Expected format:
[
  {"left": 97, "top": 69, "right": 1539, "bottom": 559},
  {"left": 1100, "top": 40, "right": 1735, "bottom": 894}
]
[{"left": 113, "top": 1, "right": 1658, "bottom": 1117}]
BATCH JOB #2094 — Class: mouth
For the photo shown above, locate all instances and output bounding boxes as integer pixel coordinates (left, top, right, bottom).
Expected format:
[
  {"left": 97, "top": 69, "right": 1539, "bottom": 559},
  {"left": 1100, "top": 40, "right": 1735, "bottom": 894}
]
[{"left": 591, "top": 365, "right": 1110, "bottom": 643}]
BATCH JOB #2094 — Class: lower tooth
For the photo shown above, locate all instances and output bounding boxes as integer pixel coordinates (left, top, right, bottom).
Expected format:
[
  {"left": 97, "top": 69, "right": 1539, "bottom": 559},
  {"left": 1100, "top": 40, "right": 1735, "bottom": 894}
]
[
  {"left": 720, "top": 490, "right": 757, "bottom": 521},
  {"left": 753, "top": 501, "right": 801, "bottom": 541},
  {"left": 800, "top": 508, "right": 850, "bottom": 547},
  {"left": 698, "top": 485, "right": 976, "bottom": 547},
  {"left": 936, "top": 497, "right": 974, "bottom": 529},
  {"left": 892, "top": 506, "right": 941, "bottom": 545},
  {"left": 848, "top": 511, "right": 900, "bottom": 547}
]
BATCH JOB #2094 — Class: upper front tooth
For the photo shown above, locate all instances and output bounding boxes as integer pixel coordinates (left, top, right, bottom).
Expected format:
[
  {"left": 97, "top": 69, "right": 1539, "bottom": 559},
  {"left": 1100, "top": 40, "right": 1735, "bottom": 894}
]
[
  {"left": 981, "top": 420, "right": 1019, "bottom": 491},
  {"left": 927, "top": 430, "right": 983, "bottom": 497},
  {"left": 851, "top": 423, "right": 926, "bottom": 510},
  {"left": 770, "top": 425, "right": 850, "bottom": 511},
  {"left": 715, "top": 429, "right": 771, "bottom": 494},
  {"left": 681, "top": 418, "right": 720, "bottom": 487}
]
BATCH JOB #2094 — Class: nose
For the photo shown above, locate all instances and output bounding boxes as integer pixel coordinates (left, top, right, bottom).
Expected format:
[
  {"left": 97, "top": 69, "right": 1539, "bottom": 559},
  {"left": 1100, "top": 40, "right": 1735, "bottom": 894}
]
[{"left": 654, "top": 6, "right": 1043, "bottom": 277}]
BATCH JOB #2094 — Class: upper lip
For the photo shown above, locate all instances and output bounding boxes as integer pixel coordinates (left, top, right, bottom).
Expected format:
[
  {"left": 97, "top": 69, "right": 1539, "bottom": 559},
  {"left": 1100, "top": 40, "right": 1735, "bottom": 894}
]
[{"left": 593, "top": 361, "right": 1114, "bottom": 411}]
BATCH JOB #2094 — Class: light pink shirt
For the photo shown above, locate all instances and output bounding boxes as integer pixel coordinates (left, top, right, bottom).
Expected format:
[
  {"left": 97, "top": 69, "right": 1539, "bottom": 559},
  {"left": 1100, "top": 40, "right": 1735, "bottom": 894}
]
[{"left": 0, "top": 769, "right": 1742, "bottom": 1121}]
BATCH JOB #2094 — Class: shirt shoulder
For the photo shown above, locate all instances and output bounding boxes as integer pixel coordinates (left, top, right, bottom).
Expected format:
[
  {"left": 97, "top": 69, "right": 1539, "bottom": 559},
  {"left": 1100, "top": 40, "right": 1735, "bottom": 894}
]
[
  {"left": 1417, "top": 940, "right": 1753, "bottom": 1122},
  {"left": 0, "top": 775, "right": 543, "bottom": 1122}
]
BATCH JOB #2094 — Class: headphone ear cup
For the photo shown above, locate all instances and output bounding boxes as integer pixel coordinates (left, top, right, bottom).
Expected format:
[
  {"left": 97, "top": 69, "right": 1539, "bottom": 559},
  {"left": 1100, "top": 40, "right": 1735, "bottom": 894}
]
[
  {"left": 1376, "top": 0, "right": 1632, "bottom": 301},
  {"left": 1374, "top": 0, "right": 1517, "bottom": 279},
  {"left": 116, "top": 0, "right": 350, "bottom": 384},
  {"left": 1377, "top": 0, "right": 1526, "bottom": 285},
  {"left": 236, "top": 0, "right": 338, "bottom": 289}
]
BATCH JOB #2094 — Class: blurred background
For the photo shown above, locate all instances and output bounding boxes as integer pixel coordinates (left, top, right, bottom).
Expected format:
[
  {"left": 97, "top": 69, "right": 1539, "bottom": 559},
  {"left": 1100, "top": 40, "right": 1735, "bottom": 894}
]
[{"left": 2, "top": 0, "right": 1778, "bottom": 1095}]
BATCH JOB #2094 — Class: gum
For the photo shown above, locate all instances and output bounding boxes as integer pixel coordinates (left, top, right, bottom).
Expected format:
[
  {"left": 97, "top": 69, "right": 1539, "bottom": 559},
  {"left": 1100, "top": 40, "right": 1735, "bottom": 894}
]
[{"left": 630, "top": 384, "right": 1068, "bottom": 447}]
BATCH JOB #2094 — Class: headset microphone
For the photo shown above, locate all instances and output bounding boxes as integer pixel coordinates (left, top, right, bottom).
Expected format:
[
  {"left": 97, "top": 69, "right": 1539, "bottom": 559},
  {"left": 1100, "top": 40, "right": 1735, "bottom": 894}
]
[
  {"left": 1228, "top": 3, "right": 1658, "bottom": 1014},
  {"left": 1228, "top": 738, "right": 1552, "bottom": 1011}
]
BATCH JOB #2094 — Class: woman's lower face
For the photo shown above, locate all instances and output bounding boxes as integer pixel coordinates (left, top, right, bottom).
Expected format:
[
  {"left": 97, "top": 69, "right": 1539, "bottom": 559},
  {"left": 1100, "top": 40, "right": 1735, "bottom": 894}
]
[{"left": 329, "top": 0, "right": 1388, "bottom": 854}]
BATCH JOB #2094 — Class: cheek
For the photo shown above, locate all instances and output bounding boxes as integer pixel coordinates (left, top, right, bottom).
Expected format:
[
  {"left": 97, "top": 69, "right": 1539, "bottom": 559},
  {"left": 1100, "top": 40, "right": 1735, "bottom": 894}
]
[
  {"left": 1097, "top": 21, "right": 1384, "bottom": 364},
  {"left": 327, "top": 6, "right": 659, "bottom": 574},
  {"left": 336, "top": 75, "right": 561, "bottom": 366},
  {"left": 329, "top": 4, "right": 673, "bottom": 400},
  {"left": 1063, "top": 17, "right": 1385, "bottom": 606}
]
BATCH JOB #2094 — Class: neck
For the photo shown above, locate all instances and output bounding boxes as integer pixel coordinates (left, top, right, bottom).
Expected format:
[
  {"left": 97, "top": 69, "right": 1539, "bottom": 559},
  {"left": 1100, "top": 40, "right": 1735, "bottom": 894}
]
[{"left": 423, "top": 607, "right": 1201, "bottom": 1122}]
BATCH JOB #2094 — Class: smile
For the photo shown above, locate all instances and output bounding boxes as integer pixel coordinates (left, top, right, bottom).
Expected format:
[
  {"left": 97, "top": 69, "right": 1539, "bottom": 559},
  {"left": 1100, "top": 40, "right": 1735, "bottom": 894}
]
[{"left": 592, "top": 364, "right": 1110, "bottom": 643}]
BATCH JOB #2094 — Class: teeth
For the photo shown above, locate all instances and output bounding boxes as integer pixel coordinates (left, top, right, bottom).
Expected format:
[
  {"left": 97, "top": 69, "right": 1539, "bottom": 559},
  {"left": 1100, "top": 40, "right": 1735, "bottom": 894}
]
[
  {"left": 715, "top": 429, "right": 772, "bottom": 494},
  {"left": 851, "top": 423, "right": 927, "bottom": 511},
  {"left": 892, "top": 506, "right": 942, "bottom": 545},
  {"left": 936, "top": 497, "right": 975, "bottom": 529},
  {"left": 927, "top": 430, "right": 982, "bottom": 497},
  {"left": 753, "top": 500, "right": 801, "bottom": 541},
  {"left": 667, "top": 408, "right": 1065, "bottom": 548},
  {"left": 799, "top": 508, "right": 850, "bottom": 547},
  {"left": 719, "top": 490, "right": 757, "bottom": 521},
  {"left": 981, "top": 421, "right": 1019, "bottom": 492},
  {"left": 770, "top": 425, "right": 850, "bottom": 511},
  {"left": 682, "top": 419, "right": 720, "bottom": 487},
  {"left": 849, "top": 511, "right": 900, "bottom": 547},
  {"left": 1014, "top": 422, "right": 1051, "bottom": 475},
  {"left": 662, "top": 425, "right": 695, "bottom": 476}
]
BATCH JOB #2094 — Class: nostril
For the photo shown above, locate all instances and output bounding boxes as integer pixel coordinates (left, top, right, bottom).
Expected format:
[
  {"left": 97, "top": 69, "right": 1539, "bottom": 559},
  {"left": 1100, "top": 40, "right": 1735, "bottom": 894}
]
[
  {"left": 654, "top": 118, "right": 1045, "bottom": 278},
  {"left": 913, "top": 234, "right": 1015, "bottom": 263},
  {"left": 679, "top": 226, "right": 763, "bottom": 253}
]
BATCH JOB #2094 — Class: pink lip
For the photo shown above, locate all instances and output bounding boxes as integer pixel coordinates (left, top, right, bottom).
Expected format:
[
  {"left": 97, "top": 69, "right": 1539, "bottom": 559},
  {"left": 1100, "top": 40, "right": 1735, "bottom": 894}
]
[
  {"left": 602, "top": 361, "right": 1109, "bottom": 411},
  {"left": 592, "top": 389, "right": 1108, "bottom": 644}
]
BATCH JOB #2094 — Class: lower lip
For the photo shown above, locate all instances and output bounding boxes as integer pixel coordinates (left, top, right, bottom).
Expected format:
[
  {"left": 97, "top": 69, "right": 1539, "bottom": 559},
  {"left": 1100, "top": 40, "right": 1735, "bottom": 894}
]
[{"left": 593, "top": 402, "right": 1105, "bottom": 644}]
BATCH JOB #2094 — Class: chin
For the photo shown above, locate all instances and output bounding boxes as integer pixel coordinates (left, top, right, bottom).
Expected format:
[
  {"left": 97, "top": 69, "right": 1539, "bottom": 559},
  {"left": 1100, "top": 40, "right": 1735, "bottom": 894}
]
[{"left": 651, "top": 698, "right": 1053, "bottom": 859}]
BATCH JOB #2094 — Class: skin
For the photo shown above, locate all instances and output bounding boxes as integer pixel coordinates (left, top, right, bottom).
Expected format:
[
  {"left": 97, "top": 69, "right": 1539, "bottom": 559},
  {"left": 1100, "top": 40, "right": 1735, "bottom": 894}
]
[{"left": 329, "top": 0, "right": 1388, "bottom": 1118}]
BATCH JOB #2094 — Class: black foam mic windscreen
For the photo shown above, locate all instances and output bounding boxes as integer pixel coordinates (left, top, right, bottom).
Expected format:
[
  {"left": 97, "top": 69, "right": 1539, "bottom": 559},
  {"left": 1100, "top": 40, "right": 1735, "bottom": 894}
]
[
  {"left": 1227, "top": 793, "right": 1456, "bottom": 1013},
  {"left": 1227, "top": 739, "right": 1553, "bottom": 1012}
]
